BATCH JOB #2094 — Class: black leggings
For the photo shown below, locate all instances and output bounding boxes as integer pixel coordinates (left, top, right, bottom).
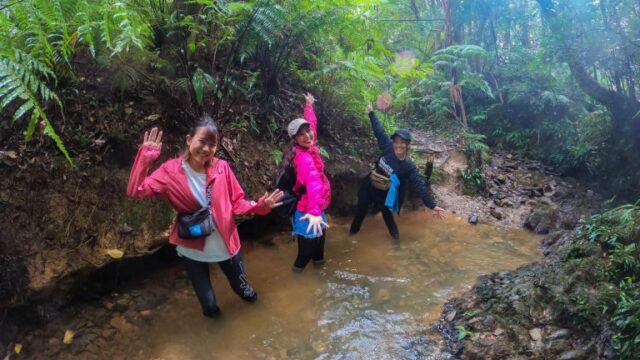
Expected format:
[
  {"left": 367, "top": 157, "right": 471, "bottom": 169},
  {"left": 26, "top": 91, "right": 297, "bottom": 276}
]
[
  {"left": 183, "top": 253, "right": 256, "bottom": 317},
  {"left": 293, "top": 235, "right": 325, "bottom": 269},
  {"left": 349, "top": 177, "right": 399, "bottom": 237}
]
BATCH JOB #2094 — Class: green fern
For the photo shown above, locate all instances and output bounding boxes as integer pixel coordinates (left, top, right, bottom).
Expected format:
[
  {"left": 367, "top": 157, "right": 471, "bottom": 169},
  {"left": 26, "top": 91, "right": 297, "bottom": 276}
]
[{"left": 0, "top": 50, "right": 72, "bottom": 164}]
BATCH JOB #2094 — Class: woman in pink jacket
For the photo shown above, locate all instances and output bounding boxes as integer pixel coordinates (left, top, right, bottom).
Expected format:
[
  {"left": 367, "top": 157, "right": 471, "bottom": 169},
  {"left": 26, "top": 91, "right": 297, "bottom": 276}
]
[
  {"left": 127, "top": 117, "right": 283, "bottom": 318},
  {"left": 284, "top": 93, "right": 331, "bottom": 272}
]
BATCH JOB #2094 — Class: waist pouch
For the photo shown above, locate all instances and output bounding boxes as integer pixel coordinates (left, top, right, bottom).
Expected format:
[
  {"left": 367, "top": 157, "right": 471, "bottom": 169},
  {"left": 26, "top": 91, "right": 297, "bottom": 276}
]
[
  {"left": 370, "top": 169, "right": 391, "bottom": 190},
  {"left": 177, "top": 207, "right": 215, "bottom": 239},
  {"left": 177, "top": 184, "right": 214, "bottom": 239}
]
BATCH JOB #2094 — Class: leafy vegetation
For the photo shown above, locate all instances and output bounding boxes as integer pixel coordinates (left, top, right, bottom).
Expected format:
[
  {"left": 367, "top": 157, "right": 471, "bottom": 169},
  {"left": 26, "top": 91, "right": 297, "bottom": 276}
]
[
  {"left": 3, "top": 1, "right": 637, "bottom": 200},
  {"left": 577, "top": 200, "right": 640, "bottom": 358}
]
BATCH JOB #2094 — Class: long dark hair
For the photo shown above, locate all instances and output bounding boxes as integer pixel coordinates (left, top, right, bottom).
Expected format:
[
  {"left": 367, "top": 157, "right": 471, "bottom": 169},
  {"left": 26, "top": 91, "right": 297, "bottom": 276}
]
[
  {"left": 281, "top": 139, "right": 297, "bottom": 171},
  {"left": 181, "top": 115, "right": 220, "bottom": 162}
]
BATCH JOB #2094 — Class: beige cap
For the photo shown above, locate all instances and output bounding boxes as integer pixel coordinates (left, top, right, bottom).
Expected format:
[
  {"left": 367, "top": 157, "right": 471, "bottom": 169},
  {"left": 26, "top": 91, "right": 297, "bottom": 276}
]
[{"left": 287, "top": 118, "right": 310, "bottom": 138}]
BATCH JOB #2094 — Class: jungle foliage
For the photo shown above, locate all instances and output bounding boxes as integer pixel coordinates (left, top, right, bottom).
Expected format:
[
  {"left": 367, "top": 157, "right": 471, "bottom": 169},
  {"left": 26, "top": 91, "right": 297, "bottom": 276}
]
[
  {"left": 577, "top": 200, "right": 640, "bottom": 359},
  {"left": 3, "top": 1, "right": 638, "bottom": 198},
  {"left": 2, "top": 0, "right": 640, "bottom": 356}
]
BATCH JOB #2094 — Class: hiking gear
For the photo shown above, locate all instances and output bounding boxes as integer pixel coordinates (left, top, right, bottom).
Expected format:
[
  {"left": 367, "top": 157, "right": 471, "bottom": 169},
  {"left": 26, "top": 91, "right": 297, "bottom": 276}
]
[
  {"left": 177, "top": 184, "right": 214, "bottom": 239},
  {"left": 287, "top": 118, "right": 310, "bottom": 138},
  {"left": 273, "top": 164, "right": 306, "bottom": 218},
  {"left": 391, "top": 128, "right": 412, "bottom": 142},
  {"left": 384, "top": 173, "right": 401, "bottom": 213},
  {"left": 370, "top": 169, "right": 391, "bottom": 190},
  {"left": 127, "top": 145, "right": 271, "bottom": 253}
]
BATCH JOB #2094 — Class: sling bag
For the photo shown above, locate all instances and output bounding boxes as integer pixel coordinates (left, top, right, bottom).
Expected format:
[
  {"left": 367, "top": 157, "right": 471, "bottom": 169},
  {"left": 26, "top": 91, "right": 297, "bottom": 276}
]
[{"left": 177, "top": 184, "right": 215, "bottom": 239}]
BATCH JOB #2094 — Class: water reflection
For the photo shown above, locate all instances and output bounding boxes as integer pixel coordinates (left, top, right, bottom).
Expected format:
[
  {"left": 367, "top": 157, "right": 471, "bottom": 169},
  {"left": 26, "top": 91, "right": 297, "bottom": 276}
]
[{"left": 130, "top": 212, "right": 541, "bottom": 359}]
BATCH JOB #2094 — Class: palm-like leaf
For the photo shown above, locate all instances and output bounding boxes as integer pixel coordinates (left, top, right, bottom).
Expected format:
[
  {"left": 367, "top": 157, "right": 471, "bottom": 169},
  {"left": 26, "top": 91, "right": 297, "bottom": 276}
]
[{"left": 0, "top": 50, "right": 72, "bottom": 163}]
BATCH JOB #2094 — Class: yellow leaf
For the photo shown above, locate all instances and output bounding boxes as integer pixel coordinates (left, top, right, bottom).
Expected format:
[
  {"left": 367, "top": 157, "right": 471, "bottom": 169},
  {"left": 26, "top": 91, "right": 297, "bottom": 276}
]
[
  {"left": 106, "top": 249, "right": 124, "bottom": 259},
  {"left": 63, "top": 329, "right": 75, "bottom": 344},
  {"left": 14, "top": 343, "right": 22, "bottom": 354}
]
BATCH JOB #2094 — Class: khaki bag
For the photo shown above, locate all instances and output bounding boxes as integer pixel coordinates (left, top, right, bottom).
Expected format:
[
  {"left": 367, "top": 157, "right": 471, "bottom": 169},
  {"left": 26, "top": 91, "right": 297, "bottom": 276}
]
[{"left": 370, "top": 170, "right": 391, "bottom": 190}]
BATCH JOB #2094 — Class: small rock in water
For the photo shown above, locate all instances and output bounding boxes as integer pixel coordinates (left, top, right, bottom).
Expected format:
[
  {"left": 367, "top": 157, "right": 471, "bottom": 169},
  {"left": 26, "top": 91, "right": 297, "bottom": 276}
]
[
  {"left": 375, "top": 288, "right": 391, "bottom": 302},
  {"left": 311, "top": 340, "right": 327, "bottom": 353},
  {"left": 529, "top": 327, "right": 543, "bottom": 342},
  {"left": 468, "top": 213, "right": 479, "bottom": 225}
]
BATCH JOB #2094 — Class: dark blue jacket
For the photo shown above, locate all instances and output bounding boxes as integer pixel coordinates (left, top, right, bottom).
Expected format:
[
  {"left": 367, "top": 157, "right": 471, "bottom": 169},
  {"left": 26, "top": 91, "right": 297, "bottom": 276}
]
[{"left": 369, "top": 111, "right": 437, "bottom": 210}]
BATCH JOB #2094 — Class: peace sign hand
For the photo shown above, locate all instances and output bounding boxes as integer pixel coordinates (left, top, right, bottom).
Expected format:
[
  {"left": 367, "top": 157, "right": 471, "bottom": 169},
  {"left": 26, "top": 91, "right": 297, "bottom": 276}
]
[{"left": 143, "top": 127, "right": 163, "bottom": 152}]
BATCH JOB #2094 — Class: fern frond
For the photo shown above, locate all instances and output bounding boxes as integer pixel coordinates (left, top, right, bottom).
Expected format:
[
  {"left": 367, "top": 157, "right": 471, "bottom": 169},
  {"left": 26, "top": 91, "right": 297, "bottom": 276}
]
[{"left": 0, "top": 50, "right": 71, "bottom": 164}]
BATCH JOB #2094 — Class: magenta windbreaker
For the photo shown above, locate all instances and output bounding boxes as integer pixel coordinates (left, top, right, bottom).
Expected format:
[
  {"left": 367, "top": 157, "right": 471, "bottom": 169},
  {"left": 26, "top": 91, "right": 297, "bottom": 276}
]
[
  {"left": 127, "top": 145, "right": 271, "bottom": 253},
  {"left": 292, "top": 104, "right": 331, "bottom": 216}
]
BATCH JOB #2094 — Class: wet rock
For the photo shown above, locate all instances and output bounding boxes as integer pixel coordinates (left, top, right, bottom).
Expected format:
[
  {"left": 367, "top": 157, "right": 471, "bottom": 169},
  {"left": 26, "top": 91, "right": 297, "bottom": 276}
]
[
  {"left": 468, "top": 213, "right": 479, "bottom": 224},
  {"left": 524, "top": 207, "right": 558, "bottom": 234},
  {"left": 139, "top": 309, "right": 153, "bottom": 319},
  {"left": 101, "top": 328, "right": 116, "bottom": 339},
  {"left": 445, "top": 310, "right": 457, "bottom": 322},
  {"left": 120, "top": 224, "right": 133, "bottom": 234},
  {"left": 490, "top": 209, "right": 504, "bottom": 220},
  {"left": 529, "top": 328, "right": 542, "bottom": 342},
  {"left": 548, "top": 329, "right": 570, "bottom": 340},
  {"left": 374, "top": 288, "right": 390, "bottom": 302},
  {"left": 559, "top": 349, "right": 585, "bottom": 360},
  {"left": 109, "top": 316, "right": 135, "bottom": 332},
  {"left": 311, "top": 340, "right": 327, "bottom": 353}
]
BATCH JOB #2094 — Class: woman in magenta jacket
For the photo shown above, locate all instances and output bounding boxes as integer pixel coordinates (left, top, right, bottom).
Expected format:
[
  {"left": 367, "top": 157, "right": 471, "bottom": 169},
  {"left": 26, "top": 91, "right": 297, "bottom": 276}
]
[
  {"left": 127, "top": 117, "right": 283, "bottom": 318},
  {"left": 283, "top": 93, "right": 331, "bottom": 272}
]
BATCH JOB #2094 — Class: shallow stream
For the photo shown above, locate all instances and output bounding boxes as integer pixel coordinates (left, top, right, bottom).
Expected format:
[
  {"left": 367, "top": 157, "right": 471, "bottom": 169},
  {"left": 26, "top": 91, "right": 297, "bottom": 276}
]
[{"left": 118, "top": 212, "right": 541, "bottom": 359}]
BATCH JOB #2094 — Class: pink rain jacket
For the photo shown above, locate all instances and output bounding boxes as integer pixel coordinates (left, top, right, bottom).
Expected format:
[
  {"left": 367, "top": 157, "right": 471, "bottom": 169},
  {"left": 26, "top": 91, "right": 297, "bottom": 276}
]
[
  {"left": 293, "top": 104, "right": 332, "bottom": 216},
  {"left": 127, "top": 146, "right": 271, "bottom": 253}
]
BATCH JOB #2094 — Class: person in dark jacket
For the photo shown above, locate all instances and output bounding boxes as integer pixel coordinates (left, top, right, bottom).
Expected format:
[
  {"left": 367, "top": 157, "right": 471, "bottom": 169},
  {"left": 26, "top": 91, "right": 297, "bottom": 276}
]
[{"left": 349, "top": 104, "right": 446, "bottom": 240}]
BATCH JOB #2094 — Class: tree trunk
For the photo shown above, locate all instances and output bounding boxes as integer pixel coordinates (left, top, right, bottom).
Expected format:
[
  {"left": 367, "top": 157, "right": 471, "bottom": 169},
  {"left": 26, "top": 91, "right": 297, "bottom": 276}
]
[{"left": 537, "top": 0, "right": 640, "bottom": 146}]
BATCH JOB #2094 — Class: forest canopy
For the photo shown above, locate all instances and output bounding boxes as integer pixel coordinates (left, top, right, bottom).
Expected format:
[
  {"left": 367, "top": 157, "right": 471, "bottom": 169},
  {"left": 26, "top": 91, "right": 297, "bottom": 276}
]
[{"left": 1, "top": 0, "right": 639, "bottom": 198}]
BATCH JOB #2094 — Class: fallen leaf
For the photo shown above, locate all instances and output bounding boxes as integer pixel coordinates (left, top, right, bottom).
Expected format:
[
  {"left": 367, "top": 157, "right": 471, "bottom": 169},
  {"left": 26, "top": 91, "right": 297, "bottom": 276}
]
[
  {"left": 144, "top": 114, "right": 161, "bottom": 121},
  {"left": 106, "top": 249, "right": 124, "bottom": 259},
  {"left": 63, "top": 329, "right": 75, "bottom": 344},
  {"left": 14, "top": 343, "right": 22, "bottom": 354},
  {"left": 0, "top": 150, "right": 17, "bottom": 159}
]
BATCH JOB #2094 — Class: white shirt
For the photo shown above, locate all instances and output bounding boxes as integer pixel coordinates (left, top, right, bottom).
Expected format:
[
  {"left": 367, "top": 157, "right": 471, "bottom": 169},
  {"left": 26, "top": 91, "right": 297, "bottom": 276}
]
[{"left": 176, "top": 160, "right": 232, "bottom": 262}]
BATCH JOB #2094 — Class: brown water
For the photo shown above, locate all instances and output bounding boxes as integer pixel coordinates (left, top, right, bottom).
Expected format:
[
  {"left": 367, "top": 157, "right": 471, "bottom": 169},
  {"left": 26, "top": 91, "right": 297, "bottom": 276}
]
[{"left": 130, "top": 212, "right": 541, "bottom": 359}]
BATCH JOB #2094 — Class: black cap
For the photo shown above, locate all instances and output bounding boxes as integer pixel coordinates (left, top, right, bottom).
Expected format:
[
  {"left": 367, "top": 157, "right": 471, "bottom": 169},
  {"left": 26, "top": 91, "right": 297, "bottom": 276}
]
[{"left": 391, "top": 128, "right": 412, "bottom": 142}]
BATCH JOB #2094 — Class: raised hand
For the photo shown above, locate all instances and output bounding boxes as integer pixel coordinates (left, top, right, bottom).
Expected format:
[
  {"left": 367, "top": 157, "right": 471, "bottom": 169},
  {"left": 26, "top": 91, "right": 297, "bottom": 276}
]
[
  {"left": 143, "top": 127, "right": 163, "bottom": 152},
  {"left": 262, "top": 189, "right": 284, "bottom": 208},
  {"left": 300, "top": 213, "right": 328, "bottom": 237},
  {"left": 304, "top": 92, "right": 316, "bottom": 105},
  {"left": 366, "top": 103, "right": 373, "bottom": 113},
  {"left": 430, "top": 206, "right": 446, "bottom": 220}
]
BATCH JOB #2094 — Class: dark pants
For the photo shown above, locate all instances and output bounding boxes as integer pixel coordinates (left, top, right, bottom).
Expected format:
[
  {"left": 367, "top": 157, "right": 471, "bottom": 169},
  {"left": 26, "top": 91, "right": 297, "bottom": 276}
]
[
  {"left": 350, "top": 177, "right": 399, "bottom": 238},
  {"left": 183, "top": 253, "right": 256, "bottom": 317},
  {"left": 293, "top": 235, "right": 326, "bottom": 270}
]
